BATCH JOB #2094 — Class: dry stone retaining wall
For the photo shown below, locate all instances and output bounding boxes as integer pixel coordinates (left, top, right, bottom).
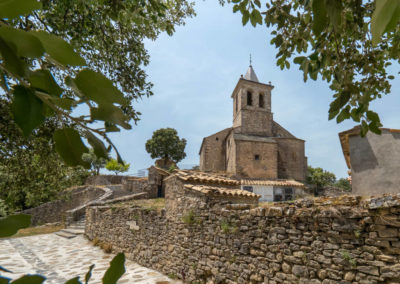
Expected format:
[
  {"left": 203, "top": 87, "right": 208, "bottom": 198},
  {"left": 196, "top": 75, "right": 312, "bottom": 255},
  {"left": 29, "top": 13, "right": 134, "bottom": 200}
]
[
  {"left": 85, "top": 194, "right": 400, "bottom": 283},
  {"left": 23, "top": 186, "right": 108, "bottom": 225}
]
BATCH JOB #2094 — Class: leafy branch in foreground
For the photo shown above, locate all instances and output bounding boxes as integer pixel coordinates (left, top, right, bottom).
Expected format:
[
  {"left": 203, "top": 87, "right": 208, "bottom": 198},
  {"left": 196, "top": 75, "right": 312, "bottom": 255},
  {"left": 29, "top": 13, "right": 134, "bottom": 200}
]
[
  {"left": 0, "top": 215, "right": 126, "bottom": 284},
  {"left": 0, "top": 0, "right": 130, "bottom": 166},
  {"left": 229, "top": 0, "right": 400, "bottom": 136}
]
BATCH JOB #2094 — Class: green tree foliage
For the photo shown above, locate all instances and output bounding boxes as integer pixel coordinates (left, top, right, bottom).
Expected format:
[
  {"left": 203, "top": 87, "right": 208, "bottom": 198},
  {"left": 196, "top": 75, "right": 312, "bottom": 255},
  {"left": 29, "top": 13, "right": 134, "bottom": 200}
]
[
  {"left": 306, "top": 166, "right": 336, "bottom": 190},
  {"left": 82, "top": 148, "right": 109, "bottom": 176},
  {"left": 0, "top": 100, "right": 89, "bottom": 213},
  {"left": 335, "top": 177, "right": 352, "bottom": 191},
  {"left": 145, "top": 128, "right": 187, "bottom": 164},
  {"left": 0, "top": 199, "right": 7, "bottom": 218},
  {"left": 105, "top": 159, "right": 130, "bottom": 175},
  {"left": 229, "top": 0, "right": 400, "bottom": 136},
  {"left": 0, "top": 0, "right": 195, "bottom": 168}
]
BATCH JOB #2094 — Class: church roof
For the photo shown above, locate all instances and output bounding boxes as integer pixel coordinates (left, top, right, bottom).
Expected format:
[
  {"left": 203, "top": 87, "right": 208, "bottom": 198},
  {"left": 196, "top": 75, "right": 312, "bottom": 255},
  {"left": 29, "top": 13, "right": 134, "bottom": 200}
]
[{"left": 244, "top": 65, "right": 259, "bottom": 82}]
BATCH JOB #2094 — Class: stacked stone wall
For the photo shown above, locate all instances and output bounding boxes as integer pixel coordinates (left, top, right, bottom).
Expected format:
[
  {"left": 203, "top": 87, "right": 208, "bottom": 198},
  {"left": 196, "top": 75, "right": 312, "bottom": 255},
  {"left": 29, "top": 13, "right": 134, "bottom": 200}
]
[
  {"left": 85, "top": 175, "right": 130, "bottom": 185},
  {"left": 24, "top": 186, "right": 107, "bottom": 225},
  {"left": 86, "top": 194, "right": 400, "bottom": 283}
]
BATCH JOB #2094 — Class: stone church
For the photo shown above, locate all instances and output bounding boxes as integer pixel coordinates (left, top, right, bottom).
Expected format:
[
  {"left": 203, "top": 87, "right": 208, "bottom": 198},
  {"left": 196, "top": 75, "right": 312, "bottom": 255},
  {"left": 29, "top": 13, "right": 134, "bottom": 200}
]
[{"left": 199, "top": 65, "right": 307, "bottom": 200}]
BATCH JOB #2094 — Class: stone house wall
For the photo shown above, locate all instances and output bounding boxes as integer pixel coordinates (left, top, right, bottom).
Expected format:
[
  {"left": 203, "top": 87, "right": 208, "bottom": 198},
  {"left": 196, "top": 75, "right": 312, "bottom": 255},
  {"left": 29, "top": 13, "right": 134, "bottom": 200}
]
[
  {"left": 86, "top": 194, "right": 400, "bottom": 283},
  {"left": 276, "top": 138, "right": 306, "bottom": 181},
  {"left": 199, "top": 128, "right": 232, "bottom": 172}
]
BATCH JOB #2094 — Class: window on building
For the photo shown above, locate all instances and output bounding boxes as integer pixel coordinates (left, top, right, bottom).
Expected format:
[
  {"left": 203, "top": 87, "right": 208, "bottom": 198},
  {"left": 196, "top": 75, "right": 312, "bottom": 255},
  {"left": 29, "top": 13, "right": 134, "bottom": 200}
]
[
  {"left": 247, "top": 91, "right": 252, "bottom": 106},
  {"left": 243, "top": 186, "right": 253, "bottom": 192},
  {"left": 284, "top": 188, "right": 294, "bottom": 201},
  {"left": 259, "top": 94, "right": 264, "bottom": 108},
  {"left": 216, "top": 137, "right": 219, "bottom": 141},
  {"left": 254, "top": 154, "right": 260, "bottom": 160}
]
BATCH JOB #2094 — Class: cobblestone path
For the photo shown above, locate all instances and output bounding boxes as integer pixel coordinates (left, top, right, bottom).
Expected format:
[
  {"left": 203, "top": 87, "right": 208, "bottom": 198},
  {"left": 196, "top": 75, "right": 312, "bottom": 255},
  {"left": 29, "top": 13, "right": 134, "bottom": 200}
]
[{"left": 0, "top": 233, "right": 179, "bottom": 284}]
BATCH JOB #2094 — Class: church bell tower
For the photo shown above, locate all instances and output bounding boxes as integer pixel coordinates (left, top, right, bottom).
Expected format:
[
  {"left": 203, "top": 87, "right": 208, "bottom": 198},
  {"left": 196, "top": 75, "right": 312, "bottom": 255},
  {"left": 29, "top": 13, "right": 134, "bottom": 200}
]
[{"left": 231, "top": 64, "right": 274, "bottom": 136}]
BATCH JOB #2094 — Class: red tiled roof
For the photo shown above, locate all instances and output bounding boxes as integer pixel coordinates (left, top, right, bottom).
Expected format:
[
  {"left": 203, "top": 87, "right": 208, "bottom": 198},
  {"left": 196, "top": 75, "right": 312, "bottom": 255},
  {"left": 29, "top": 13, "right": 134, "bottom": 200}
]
[{"left": 184, "top": 184, "right": 259, "bottom": 199}]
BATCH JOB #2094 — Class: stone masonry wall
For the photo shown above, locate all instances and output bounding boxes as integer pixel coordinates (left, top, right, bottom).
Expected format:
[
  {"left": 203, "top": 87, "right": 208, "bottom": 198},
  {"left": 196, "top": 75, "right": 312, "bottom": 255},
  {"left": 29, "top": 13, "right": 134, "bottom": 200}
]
[
  {"left": 86, "top": 194, "right": 400, "bottom": 283},
  {"left": 276, "top": 138, "right": 306, "bottom": 181},
  {"left": 24, "top": 186, "right": 107, "bottom": 225}
]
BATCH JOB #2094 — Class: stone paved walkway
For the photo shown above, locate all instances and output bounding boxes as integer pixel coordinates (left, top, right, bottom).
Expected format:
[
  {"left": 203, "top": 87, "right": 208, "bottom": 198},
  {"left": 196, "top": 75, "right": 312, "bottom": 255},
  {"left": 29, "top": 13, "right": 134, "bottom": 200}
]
[{"left": 0, "top": 233, "right": 179, "bottom": 283}]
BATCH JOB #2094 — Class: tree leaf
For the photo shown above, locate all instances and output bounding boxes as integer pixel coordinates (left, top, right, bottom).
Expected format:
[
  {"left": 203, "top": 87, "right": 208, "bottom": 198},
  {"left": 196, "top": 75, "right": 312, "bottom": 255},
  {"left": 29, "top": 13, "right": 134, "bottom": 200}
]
[
  {"left": 91, "top": 104, "right": 131, "bottom": 130},
  {"left": 11, "top": 86, "right": 45, "bottom": 137},
  {"left": 53, "top": 128, "right": 90, "bottom": 168},
  {"left": 325, "top": 0, "right": 342, "bottom": 31},
  {"left": 64, "top": 277, "right": 81, "bottom": 284},
  {"left": 251, "top": 9, "right": 262, "bottom": 26},
  {"left": 74, "top": 70, "right": 125, "bottom": 105},
  {"left": 29, "top": 70, "right": 62, "bottom": 97},
  {"left": 85, "top": 131, "right": 108, "bottom": 159},
  {"left": 0, "top": 276, "right": 11, "bottom": 284},
  {"left": 293, "top": 56, "right": 306, "bottom": 65},
  {"left": 371, "top": 0, "right": 400, "bottom": 45},
  {"left": 11, "top": 275, "right": 45, "bottom": 284},
  {"left": 0, "top": 0, "right": 41, "bottom": 19},
  {"left": 31, "top": 31, "right": 85, "bottom": 66},
  {"left": 0, "top": 214, "right": 31, "bottom": 237},
  {"left": 366, "top": 110, "right": 380, "bottom": 123},
  {"left": 102, "top": 253, "right": 125, "bottom": 284},
  {"left": 312, "top": 0, "right": 328, "bottom": 36},
  {"left": 360, "top": 120, "right": 369, "bottom": 137},
  {"left": 242, "top": 10, "right": 250, "bottom": 26},
  {"left": 105, "top": 122, "right": 120, "bottom": 133},
  {"left": 85, "top": 264, "right": 95, "bottom": 284},
  {"left": 0, "top": 37, "right": 26, "bottom": 77},
  {"left": 0, "top": 26, "right": 44, "bottom": 58}
]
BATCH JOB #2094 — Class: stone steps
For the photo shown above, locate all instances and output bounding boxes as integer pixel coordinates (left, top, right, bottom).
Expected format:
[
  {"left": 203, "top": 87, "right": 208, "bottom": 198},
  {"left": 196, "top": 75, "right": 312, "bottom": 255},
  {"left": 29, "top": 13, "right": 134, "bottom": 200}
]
[
  {"left": 60, "top": 228, "right": 84, "bottom": 235},
  {"left": 55, "top": 231, "right": 77, "bottom": 239},
  {"left": 55, "top": 217, "right": 86, "bottom": 239}
]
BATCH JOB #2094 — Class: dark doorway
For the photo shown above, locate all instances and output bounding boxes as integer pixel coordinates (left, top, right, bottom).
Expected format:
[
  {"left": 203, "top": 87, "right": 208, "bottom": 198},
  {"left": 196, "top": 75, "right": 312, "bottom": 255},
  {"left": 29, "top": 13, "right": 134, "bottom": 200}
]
[{"left": 157, "top": 185, "right": 163, "bottom": 197}]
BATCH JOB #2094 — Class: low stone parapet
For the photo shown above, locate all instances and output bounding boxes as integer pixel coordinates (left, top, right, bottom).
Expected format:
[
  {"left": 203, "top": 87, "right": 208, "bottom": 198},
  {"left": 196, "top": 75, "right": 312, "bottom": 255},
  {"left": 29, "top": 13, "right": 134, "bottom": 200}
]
[{"left": 85, "top": 194, "right": 400, "bottom": 283}]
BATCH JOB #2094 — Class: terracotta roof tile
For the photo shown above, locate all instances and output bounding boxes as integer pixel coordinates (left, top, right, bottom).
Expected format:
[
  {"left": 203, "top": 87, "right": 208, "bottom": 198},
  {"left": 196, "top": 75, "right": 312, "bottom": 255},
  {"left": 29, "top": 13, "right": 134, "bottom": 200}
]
[
  {"left": 241, "top": 179, "right": 304, "bottom": 188},
  {"left": 174, "top": 170, "right": 240, "bottom": 185},
  {"left": 184, "top": 184, "right": 259, "bottom": 199}
]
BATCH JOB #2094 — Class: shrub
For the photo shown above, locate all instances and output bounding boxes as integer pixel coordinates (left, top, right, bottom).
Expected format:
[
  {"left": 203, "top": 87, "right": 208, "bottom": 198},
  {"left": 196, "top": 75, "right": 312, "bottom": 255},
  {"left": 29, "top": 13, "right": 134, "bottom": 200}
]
[{"left": 182, "top": 210, "right": 198, "bottom": 225}]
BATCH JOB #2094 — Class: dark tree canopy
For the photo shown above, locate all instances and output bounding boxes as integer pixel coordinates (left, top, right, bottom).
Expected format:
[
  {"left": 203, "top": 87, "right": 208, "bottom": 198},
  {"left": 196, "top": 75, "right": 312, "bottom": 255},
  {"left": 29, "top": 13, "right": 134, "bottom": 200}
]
[
  {"left": 229, "top": 0, "right": 400, "bottom": 136},
  {"left": 0, "top": 0, "right": 195, "bottom": 169},
  {"left": 0, "top": 100, "right": 89, "bottom": 212},
  {"left": 145, "top": 128, "right": 187, "bottom": 164}
]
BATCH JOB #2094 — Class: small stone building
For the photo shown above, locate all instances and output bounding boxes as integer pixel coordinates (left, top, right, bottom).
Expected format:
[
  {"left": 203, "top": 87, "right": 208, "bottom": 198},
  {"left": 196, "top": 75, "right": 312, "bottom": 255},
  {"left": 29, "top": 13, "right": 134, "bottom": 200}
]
[
  {"left": 339, "top": 126, "right": 400, "bottom": 195},
  {"left": 199, "top": 65, "right": 307, "bottom": 181},
  {"left": 147, "top": 166, "right": 170, "bottom": 198},
  {"left": 164, "top": 170, "right": 259, "bottom": 217}
]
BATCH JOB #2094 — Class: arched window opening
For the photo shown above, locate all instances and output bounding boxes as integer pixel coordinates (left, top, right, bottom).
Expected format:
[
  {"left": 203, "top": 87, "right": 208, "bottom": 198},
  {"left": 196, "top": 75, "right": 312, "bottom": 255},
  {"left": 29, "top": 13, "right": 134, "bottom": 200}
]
[
  {"left": 247, "top": 91, "right": 253, "bottom": 106},
  {"left": 259, "top": 94, "right": 264, "bottom": 108}
]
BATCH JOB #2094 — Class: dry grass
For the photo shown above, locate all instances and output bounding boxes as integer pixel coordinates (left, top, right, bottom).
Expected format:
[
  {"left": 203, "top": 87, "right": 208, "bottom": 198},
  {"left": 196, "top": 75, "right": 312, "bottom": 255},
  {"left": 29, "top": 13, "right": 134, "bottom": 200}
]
[
  {"left": 125, "top": 198, "right": 165, "bottom": 212},
  {"left": 10, "top": 224, "right": 63, "bottom": 238},
  {"left": 101, "top": 242, "right": 113, "bottom": 253}
]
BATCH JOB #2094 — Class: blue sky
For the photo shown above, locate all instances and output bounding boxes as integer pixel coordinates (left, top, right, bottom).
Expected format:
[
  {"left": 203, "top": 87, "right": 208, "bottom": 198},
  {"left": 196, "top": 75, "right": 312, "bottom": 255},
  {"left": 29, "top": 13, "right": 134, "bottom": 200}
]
[{"left": 107, "top": 0, "right": 399, "bottom": 178}]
